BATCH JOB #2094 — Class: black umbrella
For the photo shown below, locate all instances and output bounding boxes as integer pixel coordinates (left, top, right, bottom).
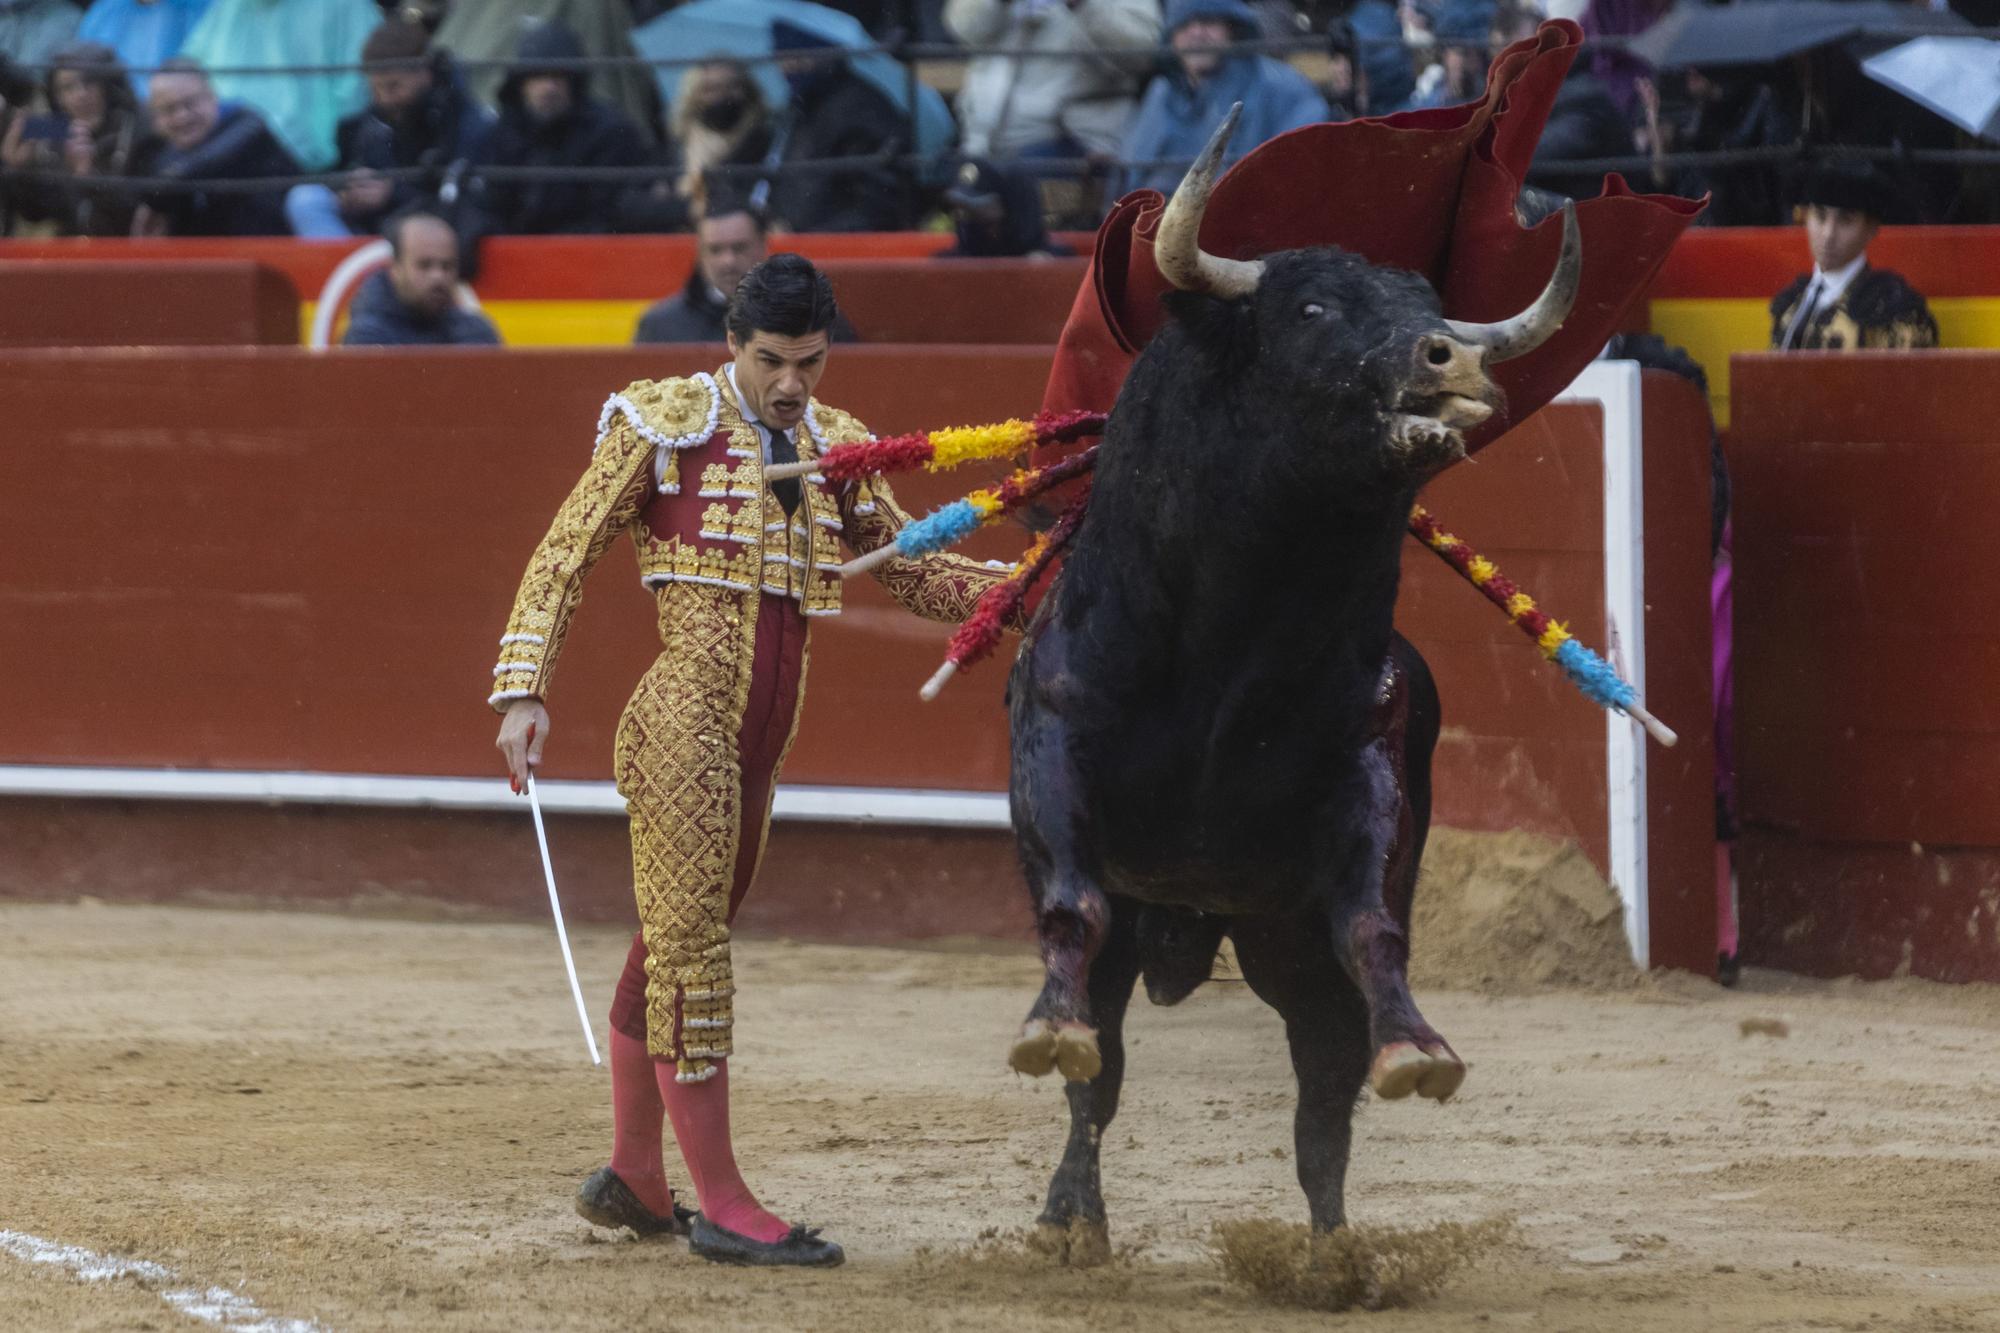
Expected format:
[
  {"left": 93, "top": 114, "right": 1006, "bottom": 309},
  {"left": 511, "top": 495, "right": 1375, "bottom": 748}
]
[{"left": 1626, "top": 0, "right": 1972, "bottom": 71}]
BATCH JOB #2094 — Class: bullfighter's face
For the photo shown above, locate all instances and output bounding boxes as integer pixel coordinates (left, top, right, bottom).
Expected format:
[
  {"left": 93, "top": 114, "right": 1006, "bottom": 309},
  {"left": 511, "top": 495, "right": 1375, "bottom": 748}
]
[{"left": 1250, "top": 249, "right": 1502, "bottom": 482}]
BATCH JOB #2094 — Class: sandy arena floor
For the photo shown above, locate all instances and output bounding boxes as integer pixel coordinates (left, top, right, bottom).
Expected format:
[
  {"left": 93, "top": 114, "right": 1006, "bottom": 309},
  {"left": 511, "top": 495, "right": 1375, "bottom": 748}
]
[{"left": 5, "top": 894, "right": 2000, "bottom": 1331}]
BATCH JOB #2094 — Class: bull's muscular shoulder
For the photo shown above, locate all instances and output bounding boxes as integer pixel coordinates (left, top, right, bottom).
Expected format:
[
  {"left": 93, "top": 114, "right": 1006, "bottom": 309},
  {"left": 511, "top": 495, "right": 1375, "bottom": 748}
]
[
  {"left": 1846, "top": 268, "right": 1935, "bottom": 327},
  {"left": 808, "top": 400, "right": 872, "bottom": 447},
  {"left": 602, "top": 373, "right": 722, "bottom": 445}
]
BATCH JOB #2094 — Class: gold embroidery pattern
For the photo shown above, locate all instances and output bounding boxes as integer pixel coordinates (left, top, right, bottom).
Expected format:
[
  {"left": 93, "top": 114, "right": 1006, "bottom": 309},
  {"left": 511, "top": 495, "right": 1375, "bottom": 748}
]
[
  {"left": 615, "top": 581, "right": 751, "bottom": 1081},
  {"left": 638, "top": 539, "right": 763, "bottom": 592},
  {"left": 843, "top": 474, "right": 1014, "bottom": 624},
  {"left": 490, "top": 417, "right": 657, "bottom": 709}
]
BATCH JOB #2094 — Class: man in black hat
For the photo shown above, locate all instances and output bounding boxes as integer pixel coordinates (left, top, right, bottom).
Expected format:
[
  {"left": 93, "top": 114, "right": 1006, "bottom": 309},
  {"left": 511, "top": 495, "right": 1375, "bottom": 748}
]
[
  {"left": 1770, "top": 162, "right": 1938, "bottom": 352},
  {"left": 936, "top": 158, "right": 1071, "bottom": 259}
]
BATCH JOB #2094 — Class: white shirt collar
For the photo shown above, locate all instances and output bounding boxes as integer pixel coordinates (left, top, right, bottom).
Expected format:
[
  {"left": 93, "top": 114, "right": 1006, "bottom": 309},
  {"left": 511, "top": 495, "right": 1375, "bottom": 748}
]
[{"left": 1811, "top": 254, "right": 1867, "bottom": 303}]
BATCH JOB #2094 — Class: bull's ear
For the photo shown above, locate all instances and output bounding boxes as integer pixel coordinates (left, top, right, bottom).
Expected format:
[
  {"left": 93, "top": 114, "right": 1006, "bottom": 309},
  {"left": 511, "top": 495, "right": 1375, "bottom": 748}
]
[{"left": 1161, "top": 290, "right": 1253, "bottom": 357}]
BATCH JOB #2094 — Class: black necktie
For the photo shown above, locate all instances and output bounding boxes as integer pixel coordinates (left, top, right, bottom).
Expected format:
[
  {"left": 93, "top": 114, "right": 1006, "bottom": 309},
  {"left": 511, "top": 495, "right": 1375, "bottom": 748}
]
[
  {"left": 769, "top": 427, "right": 801, "bottom": 517},
  {"left": 1786, "top": 279, "right": 1823, "bottom": 350}
]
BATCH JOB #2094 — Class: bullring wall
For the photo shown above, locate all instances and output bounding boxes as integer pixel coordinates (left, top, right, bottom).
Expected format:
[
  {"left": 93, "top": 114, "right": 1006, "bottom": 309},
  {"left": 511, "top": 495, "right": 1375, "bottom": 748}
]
[
  {"left": 0, "top": 348, "right": 1717, "bottom": 971},
  {"left": 1729, "top": 352, "right": 2000, "bottom": 983},
  {"left": 11, "top": 227, "right": 2000, "bottom": 425}
]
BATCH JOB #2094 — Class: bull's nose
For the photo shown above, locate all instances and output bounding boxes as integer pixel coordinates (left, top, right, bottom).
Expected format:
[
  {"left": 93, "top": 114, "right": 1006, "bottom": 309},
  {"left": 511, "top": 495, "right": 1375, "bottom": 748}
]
[{"left": 1414, "top": 333, "right": 1485, "bottom": 382}]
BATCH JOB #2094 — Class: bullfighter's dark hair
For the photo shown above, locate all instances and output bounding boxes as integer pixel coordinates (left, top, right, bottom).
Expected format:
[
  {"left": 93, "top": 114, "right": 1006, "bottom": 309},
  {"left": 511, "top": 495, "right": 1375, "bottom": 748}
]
[
  {"left": 725, "top": 252, "right": 838, "bottom": 343},
  {"left": 384, "top": 208, "right": 455, "bottom": 260}
]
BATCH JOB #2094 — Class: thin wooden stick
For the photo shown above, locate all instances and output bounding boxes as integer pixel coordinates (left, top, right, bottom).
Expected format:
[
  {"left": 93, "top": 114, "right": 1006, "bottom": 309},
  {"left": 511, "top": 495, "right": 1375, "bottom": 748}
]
[
  {"left": 839, "top": 543, "right": 901, "bottom": 580},
  {"left": 1622, "top": 699, "right": 1678, "bottom": 748}
]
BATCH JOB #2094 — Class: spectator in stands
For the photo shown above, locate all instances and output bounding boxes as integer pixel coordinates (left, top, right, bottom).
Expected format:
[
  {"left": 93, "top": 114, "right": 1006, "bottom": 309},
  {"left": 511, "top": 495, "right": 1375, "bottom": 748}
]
[
  {"left": 287, "top": 21, "right": 493, "bottom": 249},
  {"left": 1115, "top": 0, "right": 1327, "bottom": 198},
  {"left": 343, "top": 209, "right": 502, "bottom": 346},
  {"left": 1524, "top": 41, "right": 1632, "bottom": 200},
  {"left": 1405, "top": 0, "right": 1488, "bottom": 111},
  {"left": 480, "top": 19, "right": 647, "bottom": 235},
  {"left": 759, "top": 19, "right": 914, "bottom": 233},
  {"left": 936, "top": 157, "right": 1072, "bottom": 259},
  {"left": 376, "top": 0, "right": 445, "bottom": 31},
  {"left": 0, "top": 0, "right": 82, "bottom": 71},
  {"left": 131, "top": 58, "right": 300, "bottom": 236},
  {"left": 1322, "top": 20, "right": 1369, "bottom": 120},
  {"left": 178, "top": 0, "right": 378, "bottom": 169},
  {"left": 634, "top": 195, "right": 858, "bottom": 343},
  {"left": 1346, "top": 0, "right": 1414, "bottom": 114},
  {"left": 1578, "top": 0, "right": 1668, "bottom": 122},
  {"left": 661, "top": 59, "right": 772, "bottom": 224},
  {"left": 1652, "top": 67, "right": 1798, "bottom": 228},
  {"left": 75, "top": 0, "right": 211, "bottom": 99},
  {"left": 1770, "top": 162, "right": 1938, "bottom": 352},
  {"left": 0, "top": 42, "right": 145, "bottom": 237},
  {"left": 943, "top": 0, "right": 1159, "bottom": 165},
  {"left": 434, "top": 0, "right": 656, "bottom": 147}
]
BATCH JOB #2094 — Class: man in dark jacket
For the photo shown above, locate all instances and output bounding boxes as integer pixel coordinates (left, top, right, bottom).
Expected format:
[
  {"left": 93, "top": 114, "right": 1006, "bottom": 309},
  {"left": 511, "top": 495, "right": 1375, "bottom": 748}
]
[
  {"left": 481, "top": 19, "right": 648, "bottom": 235},
  {"left": 936, "top": 158, "right": 1070, "bottom": 259},
  {"left": 133, "top": 58, "right": 300, "bottom": 236},
  {"left": 343, "top": 210, "right": 503, "bottom": 347},
  {"left": 756, "top": 20, "right": 912, "bottom": 233},
  {"left": 287, "top": 20, "right": 494, "bottom": 248},
  {"left": 634, "top": 196, "right": 858, "bottom": 343},
  {"left": 1527, "top": 60, "right": 1634, "bottom": 202}
]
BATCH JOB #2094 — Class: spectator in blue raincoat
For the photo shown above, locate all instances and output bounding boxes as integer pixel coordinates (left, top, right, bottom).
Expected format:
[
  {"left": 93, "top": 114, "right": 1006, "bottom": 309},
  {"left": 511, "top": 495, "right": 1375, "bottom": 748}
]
[
  {"left": 75, "top": 0, "right": 212, "bottom": 98},
  {"left": 1114, "top": 0, "right": 1327, "bottom": 199}
]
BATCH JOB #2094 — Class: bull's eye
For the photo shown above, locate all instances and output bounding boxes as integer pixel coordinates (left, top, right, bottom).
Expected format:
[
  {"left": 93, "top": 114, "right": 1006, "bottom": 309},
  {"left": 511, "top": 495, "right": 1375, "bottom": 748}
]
[{"left": 1300, "top": 302, "right": 1325, "bottom": 319}]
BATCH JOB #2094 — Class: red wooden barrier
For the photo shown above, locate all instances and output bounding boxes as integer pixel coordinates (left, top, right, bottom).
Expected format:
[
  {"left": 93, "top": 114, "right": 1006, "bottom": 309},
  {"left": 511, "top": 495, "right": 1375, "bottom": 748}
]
[
  {"left": 1729, "top": 351, "right": 2000, "bottom": 981},
  {"left": 0, "top": 349, "right": 1716, "bottom": 965},
  {"left": 6, "top": 225, "right": 1995, "bottom": 305},
  {"left": 0, "top": 259, "right": 297, "bottom": 346}
]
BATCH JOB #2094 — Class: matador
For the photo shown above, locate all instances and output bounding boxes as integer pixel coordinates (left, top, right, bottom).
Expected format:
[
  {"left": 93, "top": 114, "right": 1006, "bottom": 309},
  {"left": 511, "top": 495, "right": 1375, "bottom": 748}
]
[{"left": 490, "top": 255, "right": 1008, "bottom": 1267}]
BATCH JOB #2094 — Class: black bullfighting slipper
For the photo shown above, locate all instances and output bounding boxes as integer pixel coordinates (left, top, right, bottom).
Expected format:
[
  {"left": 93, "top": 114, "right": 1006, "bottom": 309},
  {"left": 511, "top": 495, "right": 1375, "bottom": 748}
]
[
  {"left": 573, "top": 1166, "right": 697, "bottom": 1237},
  {"left": 689, "top": 1216, "right": 845, "bottom": 1268}
]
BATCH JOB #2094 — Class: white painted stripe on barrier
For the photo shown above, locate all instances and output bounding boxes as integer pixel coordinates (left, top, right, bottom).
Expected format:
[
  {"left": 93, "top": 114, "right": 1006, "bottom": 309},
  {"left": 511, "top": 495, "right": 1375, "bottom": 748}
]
[
  {"left": 0, "top": 1229, "right": 325, "bottom": 1333},
  {"left": 0, "top": 765, "right": 1011, "bottom": 829},
  {"left": 1558, "top": 361, "right": 1650, "bottom": 971}
]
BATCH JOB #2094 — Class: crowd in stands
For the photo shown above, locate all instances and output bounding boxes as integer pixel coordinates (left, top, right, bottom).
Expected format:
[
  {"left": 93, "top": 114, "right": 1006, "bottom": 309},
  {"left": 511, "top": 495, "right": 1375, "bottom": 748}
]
[{"left": 3, "top": 0, "right": 1999, "bottom": 250}]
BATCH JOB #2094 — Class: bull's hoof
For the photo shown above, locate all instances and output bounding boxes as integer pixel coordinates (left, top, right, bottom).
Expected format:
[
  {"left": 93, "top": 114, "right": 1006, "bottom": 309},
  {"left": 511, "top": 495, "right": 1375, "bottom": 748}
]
[
  {"left": 1370, "top": 1041, "right": 1466, "bottom": 1102},
  {"left": 1053, "top": 1023, "right": 1102, "bottom": 1082},
  {"left": 1009, "top": 1019, "right": 1059, "bottom": 1076},
  {"left": 1030, "top": 1217, "right": 1111, "bottom": 1268}
]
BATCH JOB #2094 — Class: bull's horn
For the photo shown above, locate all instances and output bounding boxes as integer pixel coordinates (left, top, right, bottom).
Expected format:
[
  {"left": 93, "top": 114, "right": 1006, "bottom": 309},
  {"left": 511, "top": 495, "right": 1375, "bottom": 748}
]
[
  {"left": 1155, "top": 103, "right": 1264, "bottom": 300},
  {"left": 1446, "top": 201, "right": 1583, "bottom": 362}
]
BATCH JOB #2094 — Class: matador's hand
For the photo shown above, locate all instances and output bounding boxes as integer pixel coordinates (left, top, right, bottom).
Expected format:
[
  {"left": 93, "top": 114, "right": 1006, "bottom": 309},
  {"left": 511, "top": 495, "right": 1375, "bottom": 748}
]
[{"left": 496, "top": 699, "right": 550, "bottom": 794}]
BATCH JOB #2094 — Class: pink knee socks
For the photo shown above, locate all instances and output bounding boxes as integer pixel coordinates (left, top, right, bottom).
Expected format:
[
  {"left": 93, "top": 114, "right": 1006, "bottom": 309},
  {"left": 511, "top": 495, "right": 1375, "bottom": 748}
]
[
  {"left": 606, "top": 1027, "right": 677, "bottom": 1216},
  {"left": 658, "top": 1059, "right": 790, "bottom": 1243}
]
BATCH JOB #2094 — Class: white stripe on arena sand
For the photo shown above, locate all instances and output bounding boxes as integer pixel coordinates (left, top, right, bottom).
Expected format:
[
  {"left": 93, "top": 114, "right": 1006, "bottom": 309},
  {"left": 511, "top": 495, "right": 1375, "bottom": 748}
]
[
  {"left": 0, "top": 765, "right": 1011, "bottom": 829},
  {"left": 0, "top": 1230, "right": 325, "bottom": 1333}
]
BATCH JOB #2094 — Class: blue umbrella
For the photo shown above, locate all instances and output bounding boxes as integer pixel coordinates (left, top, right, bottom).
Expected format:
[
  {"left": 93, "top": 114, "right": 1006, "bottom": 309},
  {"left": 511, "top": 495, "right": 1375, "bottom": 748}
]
[{"left": 632, "top": 0, "right": 955, "bottom": 162}]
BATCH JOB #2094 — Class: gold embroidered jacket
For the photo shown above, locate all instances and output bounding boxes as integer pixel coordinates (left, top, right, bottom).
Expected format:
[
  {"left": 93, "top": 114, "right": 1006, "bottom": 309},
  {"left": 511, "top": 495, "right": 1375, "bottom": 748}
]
[
  {"left": 486, "top": 370, "right": 1014, "bottom": 1079},
  {"left": 489, "top": 369, "right": 1014, "bottom": 710},
  {"left": 1769, "top": 266, "right": 1940, "bottom": 352}
]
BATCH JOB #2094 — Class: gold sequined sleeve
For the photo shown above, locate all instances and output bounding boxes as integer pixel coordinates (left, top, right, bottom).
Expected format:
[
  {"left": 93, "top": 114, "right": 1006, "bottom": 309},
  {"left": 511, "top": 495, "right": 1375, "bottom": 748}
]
[
  {"left": 488, "top": 417, "right": 657, "bottom": 711},
  {"left": 841, "top": 475, "right": 1016, "bottom": 625}
]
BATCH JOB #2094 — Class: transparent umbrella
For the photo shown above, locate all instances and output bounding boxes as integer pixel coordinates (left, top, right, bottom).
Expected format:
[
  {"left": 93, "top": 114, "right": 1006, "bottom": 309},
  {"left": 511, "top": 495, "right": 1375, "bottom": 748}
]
[
  {"left": 631, "top": 0, "right": 955, "bottom": 161},
  {"left": 1861, "top": 35, "right": 2000, "bottom": 143}
]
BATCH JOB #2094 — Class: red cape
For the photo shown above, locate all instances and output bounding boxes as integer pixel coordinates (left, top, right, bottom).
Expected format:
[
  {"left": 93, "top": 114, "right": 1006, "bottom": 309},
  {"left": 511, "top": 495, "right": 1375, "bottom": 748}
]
[{"left": 1038, "top": 20, "right": 1704, "bottom": 451}]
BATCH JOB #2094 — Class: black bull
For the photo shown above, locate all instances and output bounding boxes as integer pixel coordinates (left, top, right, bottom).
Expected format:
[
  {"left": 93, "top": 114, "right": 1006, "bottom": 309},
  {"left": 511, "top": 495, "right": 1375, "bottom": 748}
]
[{"left": 1001, "top": 108, "right": 1582, "bottom": 1255}]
